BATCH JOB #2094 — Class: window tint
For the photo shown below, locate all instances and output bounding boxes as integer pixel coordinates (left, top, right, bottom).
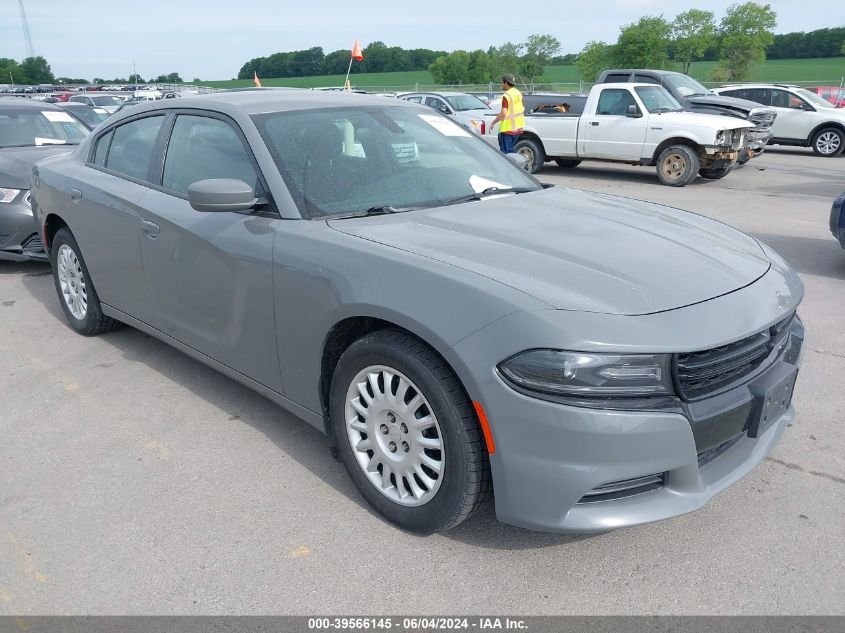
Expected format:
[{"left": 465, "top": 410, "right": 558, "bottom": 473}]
[
  {"left": 404, "top": 96, "right": 422, "bottom": 104},
  {"left": 603, "top": 73, "right": 630, "bottom": 83},
  {"left": 633, "top": 74, "right": 660, "bottom": 85},
  {"left": 425, "top": 97, "right": 449, "bottom": 113},
  {"left": 162, "top": 115, "right": 258, "bottom": 196},
  {"left": 93, "top": 129, "right": 113, "bottom": 166},
  {"left": 105, "top": 115, "right": 164, "bottom": 181},
  {"left": 771, "top": 89, "right": 807, "bottom": 109},
  {"left": 596, "top": 89, "right": 637, "bottom": 115}
]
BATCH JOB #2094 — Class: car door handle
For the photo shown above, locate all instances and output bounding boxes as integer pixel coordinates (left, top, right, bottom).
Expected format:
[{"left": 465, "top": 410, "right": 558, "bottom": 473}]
[
  {"left": 590, "top": 122, "right": 600, "bottom": 126},
  {"left": 141, "top": 220, "right": 160, "bottom": 239},
  {"left": 70, "top": 188, "right": 82, "bottom": 200}
]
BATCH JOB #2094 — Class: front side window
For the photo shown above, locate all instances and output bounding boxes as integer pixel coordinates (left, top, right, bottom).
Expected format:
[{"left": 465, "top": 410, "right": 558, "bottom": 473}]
[
  {"left": 162, "top": 115, "right": 259, "bottom": 196},
  {"left": 0, "top": 108, "right": 88, "bottom": 148},
  {"left": 252, "top": 106, "right": 540, "bottom": 219},
  {"left": 104, "top": 115, "right": 165, "bottom": 181},
  {"left": 425, "top": 97, "right": 450, "bottom": 114},
  {"left": 794, "top": 88, "right": 833, "bottom": 109},
  {"left": 445, "top": 95, "right": 489, "bottom": 111},
  {"left": 596, "top": 89, "right": 637, "bottom": 116}
]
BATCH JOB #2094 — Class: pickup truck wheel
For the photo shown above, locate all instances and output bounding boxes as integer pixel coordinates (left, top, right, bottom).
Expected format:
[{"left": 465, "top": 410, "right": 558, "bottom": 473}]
[
  {"left": 811, "top": 128, "right": 844, "bottom": 157},
  {"left": 50, "top": 228, "right": 122, "bottom": 336},
  {"left": 656, "top": 145, "right": 699, "bottom": 186},
  {"left": 554, "top": 159, "right": 581, "bottom": 169},
  {"left": 698, "top": 166, "right": 731, "bottom": 180},
  {"left": 514, "top": 138, "right": 545, "bottom": 173},
  {"left": 330, "top": 328, "right": 491, "bottom": 534}
]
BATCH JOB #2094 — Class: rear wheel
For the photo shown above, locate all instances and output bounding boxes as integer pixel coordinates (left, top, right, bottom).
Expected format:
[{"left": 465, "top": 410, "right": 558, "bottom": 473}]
[
  {"left": 811, "top": 127, "right": 844, "bottom": 157},
  {"left": 330, "top": 328, "right": 491, "bottom": 533},
  {"left": 50, "top": 228, "right": 121, "bottom": 336},
  {"left": 656, "top": 145, "right": 699, "bottom": 186},
  {"left": 513, "top": 138, "right": 545, "bottom": 173},
  {"left": 554, "top": 158, "right": 582, "bottom": 169},
  {"left": 698, "top": 166, "right": 731, "bottom": 180}
]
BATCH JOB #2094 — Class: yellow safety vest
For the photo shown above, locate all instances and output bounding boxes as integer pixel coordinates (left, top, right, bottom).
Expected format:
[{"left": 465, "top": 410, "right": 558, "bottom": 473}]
[{"left": 500, "top": 87, "right": 525, "bottom": 133}]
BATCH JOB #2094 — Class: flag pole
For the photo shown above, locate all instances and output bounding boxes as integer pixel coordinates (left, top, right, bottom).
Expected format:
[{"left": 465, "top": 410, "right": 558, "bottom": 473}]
[{"left": 343, "top": 55, "right": 354, "bottom": 91}]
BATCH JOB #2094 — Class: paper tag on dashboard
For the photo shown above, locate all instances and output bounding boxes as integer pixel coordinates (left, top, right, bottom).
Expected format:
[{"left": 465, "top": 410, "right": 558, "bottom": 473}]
[
  {"left": 418, "top": 114, "right": 470, "bottom": 137},
  {"left": 41, "top": 111, "right": 75, "bottom": 123},
  {"left": 34, "top": 137, "right": 67, "bottom": 145}
]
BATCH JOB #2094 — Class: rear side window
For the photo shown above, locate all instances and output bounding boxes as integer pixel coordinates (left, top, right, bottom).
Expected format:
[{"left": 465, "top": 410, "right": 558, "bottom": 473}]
[
  {"left": 633, "top": 74, "right": 660, "bottom": 85},
  {"left": 403, "top": 96, "right": 422, "bottom": 104},
  {"left": 93, "top": 129, "right": 113, "bottom": 166},
  {"left": 105, "top": 115, "right": 165, "bottom": 182},
  {"left": 603, "top": 73, "right": 631, "bottom": 83},
  {"left": 161, "top": 115, "right": 258, "bottom": 196}
]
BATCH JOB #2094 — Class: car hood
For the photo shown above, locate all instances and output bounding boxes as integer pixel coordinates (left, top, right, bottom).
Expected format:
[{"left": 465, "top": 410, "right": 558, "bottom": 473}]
[
  {"left": 0, "top": 145, "right": 76, "bottom": 188},
  {"left": 685, "top": 93, "right": 772, "bottom": 117},
  {"left": 328, "top": 187, "right": 771, "bottom": 315},
  {"left": 649, "top": 111, "right": 754, "bottom": 131}
]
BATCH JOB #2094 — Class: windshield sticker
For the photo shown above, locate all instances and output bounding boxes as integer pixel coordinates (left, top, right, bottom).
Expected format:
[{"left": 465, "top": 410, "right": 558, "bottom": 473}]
[
  {"left": 418, "top": 114, "right": 471, "bottom": 137},
  {"left": 34, "top": 137, "right": 67, "bottom": 146},
  {"left": 93, "top": 108, "right": 108, "bottom": 114},
  {"left": 41, "top": 111, "right": 75, "bottom": 123},
  {"left": 469, "top": 175, "right": 508, "bottom": 194}
]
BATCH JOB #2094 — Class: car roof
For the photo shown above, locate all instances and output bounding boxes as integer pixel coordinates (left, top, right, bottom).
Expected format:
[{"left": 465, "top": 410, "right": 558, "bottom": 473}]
[
  {"left": 113, "top": 88, "right": 421, "bottom": 116},
  {"left": 716, "top": 84, "right": 801, "bottom": 89},
  {"left": 0, "top": 98, "right": 65, "bottom": 111}
]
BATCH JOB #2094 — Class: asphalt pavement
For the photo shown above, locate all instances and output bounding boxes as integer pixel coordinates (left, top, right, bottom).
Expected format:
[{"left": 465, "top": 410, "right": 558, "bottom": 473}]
[{"left": 1, "top": 147, "right": 843, "bottom": 615}]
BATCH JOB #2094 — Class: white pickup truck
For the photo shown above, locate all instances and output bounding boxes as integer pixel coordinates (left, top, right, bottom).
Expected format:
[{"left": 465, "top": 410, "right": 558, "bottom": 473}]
[{"left": 483, "top": 83, "right": 754, "bottom": 186}]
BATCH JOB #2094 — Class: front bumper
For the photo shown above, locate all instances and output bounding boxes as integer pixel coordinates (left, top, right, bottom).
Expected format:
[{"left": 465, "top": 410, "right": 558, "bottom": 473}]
[
  {"left": 746, "top": 128, "right": 773, "bottom": 152},
  {"left": 0, "top": 190, "right": 47, "bottom": 262},
  {"left": 445, "top": 263, "right": 804, "bottom": 532}
]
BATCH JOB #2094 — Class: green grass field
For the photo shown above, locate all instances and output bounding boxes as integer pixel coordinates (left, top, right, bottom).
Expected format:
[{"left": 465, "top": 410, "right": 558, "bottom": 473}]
[{"left": 199, "top": 57, "right": 845, "bottom": 91}]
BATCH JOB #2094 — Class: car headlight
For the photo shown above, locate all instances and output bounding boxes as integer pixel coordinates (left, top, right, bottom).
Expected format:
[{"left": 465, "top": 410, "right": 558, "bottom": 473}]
[
  {"left": 715, "top": 130, "right": 730, "bottom": 146},
  {"left": 0, "top": 188, "right": 22, "bottom": 203},
  {"left": 498, "top": 350, "right": 674, "bottom": 397}
]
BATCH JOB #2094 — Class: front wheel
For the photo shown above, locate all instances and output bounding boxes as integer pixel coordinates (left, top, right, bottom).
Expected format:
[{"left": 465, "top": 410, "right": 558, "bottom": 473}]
[
  {"left": 330, "top": 328, "right": 491, "bottom": 533},
  {"left": 513, "top": 138, "right": 545, "bottom": 173},
  {"left": 811, "top": 127, "right": 844, "bottom": 157},
  {"left": 698, "top": 165, "right": 731, "bottom": 180},
  {"left": 554, "top": 158, "right": 582, "bottom": 169},
  {"left": 656, "top": 145, "right": 699, "bottom": 186},
  {"left": 50, "top": 228, "right": 122, "bottom": 336}
]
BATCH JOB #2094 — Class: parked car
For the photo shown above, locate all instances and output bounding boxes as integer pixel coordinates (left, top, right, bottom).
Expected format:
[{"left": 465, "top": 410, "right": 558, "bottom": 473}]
[
  {"left": 807, "top": 86, "right": 845, "bottom": 107},
  {"left": 68, "top": 94, "right": 125, "bottom": 113},
  {"left": 481, "top": 82, "right": 753, "bottom": 185},
  {"left": 31, "top": 91, "right": 805, "bottom": 533},
  {"left": 57, "top": 102, "right": 111, "bottom": 129},
  {"left": 713, "top": 84, "right": 845, "bottom": 157},
  {"left": 830, "top": 191, "right": 845, "bottom": 249},
  {"left": 398, "top": 92, "right": 491, "bottom": 133},
  {"left": 598, "top": 69, "right": 776, "bottom": 164},
  {"left": 0, "top": 99, "right": 88, "bottom": 262}
]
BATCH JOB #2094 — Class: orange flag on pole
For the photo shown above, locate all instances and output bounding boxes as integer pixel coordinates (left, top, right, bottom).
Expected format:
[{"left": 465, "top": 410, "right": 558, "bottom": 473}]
[
  {"left": 351, "top": 39, "right": 363, "bottom": 62},
  {"left": 253, "top": 71, "right": 262, "bottom": 88}
]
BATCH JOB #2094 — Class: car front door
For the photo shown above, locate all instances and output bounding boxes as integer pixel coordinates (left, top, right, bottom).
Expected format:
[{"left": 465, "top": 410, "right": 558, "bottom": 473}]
[
  {"left": 62, "top": 114, "right": 166, "bottom": 322},
  {"left": 136, "top": 111, "right": 283, "bottom": 392},
  {"left": 424, "top": 96, "right": 453, "bottom": 117},
  {"left": 580, "top": 88, "right": 648, "bottom": 159},
  {"left": 770, "top": 88, "right": 814, "bottom": 141}
]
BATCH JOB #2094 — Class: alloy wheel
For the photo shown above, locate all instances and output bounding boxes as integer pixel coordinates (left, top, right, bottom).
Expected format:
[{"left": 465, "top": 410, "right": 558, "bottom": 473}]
[
  {"left": 57, "top": 244, "right": 88, "bottom": 320},
  {"left": 816, "top": 131, "right": 842, "bottom": 155}
]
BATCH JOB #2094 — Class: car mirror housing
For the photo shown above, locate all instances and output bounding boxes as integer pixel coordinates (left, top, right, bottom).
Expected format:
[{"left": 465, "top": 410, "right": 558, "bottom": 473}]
[
  {"left": 626, "top": 104, "right": 642, "bottom": 118},
  {"left": 188, "top": 179, "right": 258, "bottom": 213}
]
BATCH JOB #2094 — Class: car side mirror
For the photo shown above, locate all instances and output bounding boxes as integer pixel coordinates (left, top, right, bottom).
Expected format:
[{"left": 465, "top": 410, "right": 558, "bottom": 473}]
[
  {"left": 188, "top": 179, "right": 258, "bottom": 213},
  {"left": 506, "top": 152, "right": 530, "bottom": 170},
  {"left": 626, "top": 104, "right": 642, "bottom": 118}
]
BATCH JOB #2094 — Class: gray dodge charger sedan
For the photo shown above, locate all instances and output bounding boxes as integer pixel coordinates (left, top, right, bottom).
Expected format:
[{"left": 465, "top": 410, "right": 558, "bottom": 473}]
[{"left": 31, "top": 90, "right": 805, "bottom": 533}]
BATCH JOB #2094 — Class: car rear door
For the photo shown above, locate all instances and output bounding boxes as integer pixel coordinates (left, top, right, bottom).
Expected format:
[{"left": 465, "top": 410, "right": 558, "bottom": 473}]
[
  {"left": 61, "top": 113, "right": 166, "bottom": 322},
  {"left": 135, "top": 110, "right": 283, "bottom": 392}
]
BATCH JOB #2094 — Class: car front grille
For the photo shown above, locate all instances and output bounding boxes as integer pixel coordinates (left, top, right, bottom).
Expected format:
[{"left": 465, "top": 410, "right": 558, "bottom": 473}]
[
  {"left": 674, "top": 314, "right": 795, "bottom": 400},
  {"left": 697, "top": 434, "right": 743, "bottom": 468},
  {"left": 577, "top": 473, "right": 665, "bottom": 503}
]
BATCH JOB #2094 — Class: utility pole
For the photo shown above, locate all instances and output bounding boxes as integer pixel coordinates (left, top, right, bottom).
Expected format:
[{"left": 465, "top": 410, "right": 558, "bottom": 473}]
[{"left": 17, "top": 0, "right": 36, "bottom": 57}]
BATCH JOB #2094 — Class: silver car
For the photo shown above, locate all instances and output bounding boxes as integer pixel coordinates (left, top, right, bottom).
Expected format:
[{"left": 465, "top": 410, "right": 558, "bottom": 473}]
[
  {"left": 398, "top": 91, "right": 491, "bottom": 134},
  {"left": 32, "top": 91, "right": 805, "bottom": 533}
]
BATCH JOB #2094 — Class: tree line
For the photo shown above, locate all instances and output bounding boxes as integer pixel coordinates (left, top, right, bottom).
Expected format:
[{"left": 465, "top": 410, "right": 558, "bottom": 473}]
[{"left": 0, "top": 55, "right": 188, "bottom": 86}]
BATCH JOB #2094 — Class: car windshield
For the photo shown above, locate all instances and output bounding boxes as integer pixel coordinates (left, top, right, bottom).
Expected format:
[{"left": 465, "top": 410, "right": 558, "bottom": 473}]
[
  {"left": 90, "top": 95, "right": 123, "bottom": 106},
  {"left": 0, "top": 108, "right": 89, "bottom": 147},
  {"left": 664, "top": 74, "right": 711, "bottom": 97},
  {"left": 253, "top": 106, "right": 541, "bottom": 219},
  {"left": 66, "top": 106, "right": 110, "bottom": 127},
  {"left": 445, "top": 94, "right": 490, "bottom": 111},
  {"left": 634, "top": 86, "right": 684, "bottom": 113},
  {"left": 796, "top": 88, "right": 836, "bottom": 109}
]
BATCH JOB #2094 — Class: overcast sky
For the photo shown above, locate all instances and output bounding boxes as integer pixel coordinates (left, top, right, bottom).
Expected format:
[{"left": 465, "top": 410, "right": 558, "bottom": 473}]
[{"left": 3, "top": 0, "right": 843, "bottom": 81}]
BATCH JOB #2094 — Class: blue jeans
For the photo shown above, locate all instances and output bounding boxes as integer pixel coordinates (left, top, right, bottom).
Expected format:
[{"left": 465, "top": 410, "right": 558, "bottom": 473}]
[{"left": 499, "top": 132, "right": 520, "bottom": 154}]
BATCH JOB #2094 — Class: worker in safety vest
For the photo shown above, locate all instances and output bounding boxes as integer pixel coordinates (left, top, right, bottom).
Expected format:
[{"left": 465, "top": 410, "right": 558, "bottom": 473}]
[{"left": 489, "top": 74, "right": 525, "bottom": 153}]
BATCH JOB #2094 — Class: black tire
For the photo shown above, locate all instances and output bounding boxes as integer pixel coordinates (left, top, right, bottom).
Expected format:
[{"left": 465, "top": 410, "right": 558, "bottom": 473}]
[
  {"left": 50, "top": 228, "right": 122, "bottom": 336},
  {"left": 554, "top": 158, "right": 582, "bottom": 169},
  {"left": 810, "top": 127, "right": 844, "bottom": 157},
  {"left": 698, "top": 166, "right": 731, "bottom": 180},
  {"left": 737, "top": 149, "right": 752, "bottom": 165},
  {"left": 513, "top": 137, "right": 545, "bottom": 173},
  {"left": 656, "top": 145, "right": 699, "bottom": 186},
  {"left": 330, "top": 328, "right": 492, "bottom": 533}
]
